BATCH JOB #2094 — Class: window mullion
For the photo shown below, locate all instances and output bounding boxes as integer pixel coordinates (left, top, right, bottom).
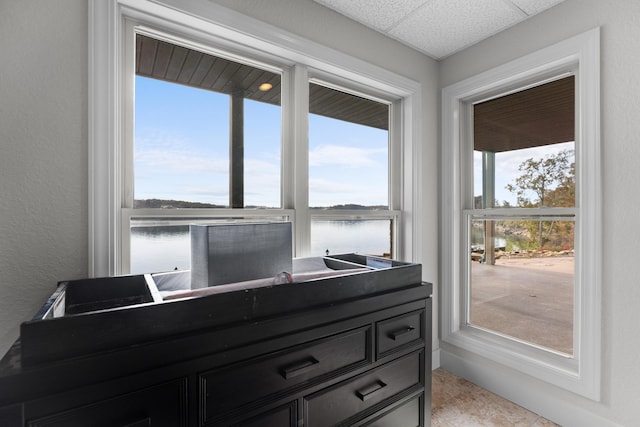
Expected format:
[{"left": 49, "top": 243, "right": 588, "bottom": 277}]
[
  {"left": 291, "top": 65, "right": 310, "bottom": 257},
  {"left": 464, "top": 207, "right": 577, "bottom": 219},
  {"left": 122, "top": 19, "right": 136, "bottom": 211}
]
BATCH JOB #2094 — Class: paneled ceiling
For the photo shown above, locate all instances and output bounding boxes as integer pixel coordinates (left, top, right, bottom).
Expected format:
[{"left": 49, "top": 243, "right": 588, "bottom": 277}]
[
  {"left": 136, "top": 34, "right": 389, "bottom": 130},
  {"left": 474, "top": 76, "right": 575, "bottom": 153},
  {"left": 313, "top": 0, "right": 566, "bottom": 59},
  {"left": 137, "top": 6, "right": 575, "bottom": 146}
]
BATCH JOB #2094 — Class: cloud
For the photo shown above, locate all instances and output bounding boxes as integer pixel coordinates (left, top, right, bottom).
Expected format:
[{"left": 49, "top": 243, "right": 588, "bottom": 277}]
[
  {"left": 474, "top": 142, "right": 574, "bottom": 204},
  {"left": 309, "top": 177, "right": 364, "bottom": 194},
  {"left": 182, "top": 187, "right": 228, "bottom": 198},
  {"left": 245, "top": 158, "right": 280, "bottom": 178},
  {"left": 135, "top": 128, "right": 228, "bottom": 173},
  {"left": 309, "top": 177, "right": 386, "bottom": 206},
  {"left": 309, "top": 144, "right": 385, "bottom": 168},
  {"left": 135, "top": 149, "right": 228, "bottom": 173}
]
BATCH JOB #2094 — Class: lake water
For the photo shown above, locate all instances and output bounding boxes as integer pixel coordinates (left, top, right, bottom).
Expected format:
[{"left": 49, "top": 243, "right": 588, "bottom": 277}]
[{"left": 130, "top": 220, "right": 392, "bottom": 274}]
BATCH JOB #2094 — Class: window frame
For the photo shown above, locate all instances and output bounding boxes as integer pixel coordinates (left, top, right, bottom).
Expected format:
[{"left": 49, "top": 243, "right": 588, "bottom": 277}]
[
  {"left": 440, "top": 28, "right": 601, "bottom": 399},
  {"left": 306, "top": 74, "right": 401, "bottom": 258},
  {"left": 88, "top": 0, "right": 422, "bottom": 276},
  {"left": 121, "top": 24, "right": 293, "bottom": 273}
]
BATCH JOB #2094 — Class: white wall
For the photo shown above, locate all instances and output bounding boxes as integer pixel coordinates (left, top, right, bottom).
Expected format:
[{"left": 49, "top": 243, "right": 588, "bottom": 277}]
[
  {"left": 439, "top": 0, "right": 640, "bottom": 425},
  {"left": 10, "top": 0, "right": 634, "bottom": 424},
  {"left": 0, "top": 1, "right": 88, "bottom": 355},
  {"left": 0, "top": 0, "right": 440, "bottom": 365}
]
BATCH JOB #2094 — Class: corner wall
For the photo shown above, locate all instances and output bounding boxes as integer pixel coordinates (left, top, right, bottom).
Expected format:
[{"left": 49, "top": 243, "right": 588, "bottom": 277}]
[{"left": 0, "top": 0, "right": 88, "bottom": 355}]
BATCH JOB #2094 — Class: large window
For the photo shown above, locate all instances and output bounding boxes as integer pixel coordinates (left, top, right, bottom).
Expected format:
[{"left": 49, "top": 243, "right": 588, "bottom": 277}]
[
  {"left": 134, "top": 35, "right": 283, "bottom": 208},
  {"left": 441, "top": 29, "right": 601, "bottom": 399},
  {"left": 89, "top": 0, "right": 421, "bottom": 277},
  {"left": 128, "top": 34, "right": 284, "bottom": 273},
  {"left": 308, "top": 82, "right": 396, "bottom": 257},
  {"left": 469, "top": 76, "right": 576, "bottom": 355}
]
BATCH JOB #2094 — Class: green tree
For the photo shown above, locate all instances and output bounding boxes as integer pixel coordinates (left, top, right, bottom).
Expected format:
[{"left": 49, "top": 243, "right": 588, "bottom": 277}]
[
  {"left": 506, "top": 149, "right": 573, "bottom": 208},
  {"left": 506, "top": 149, "right": 575, "bottom": 248}
]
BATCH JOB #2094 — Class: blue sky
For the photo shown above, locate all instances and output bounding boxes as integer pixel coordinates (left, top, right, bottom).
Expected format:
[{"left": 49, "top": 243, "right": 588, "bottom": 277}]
[
  {"left": 134, "top": 76, "right": 388, "bottom": 207},
  {"left": 473, "top": 141, "right": 575, "bottom": 206},
  {"left": 136, "top": 76, "right": 572, "bottom": 209}
]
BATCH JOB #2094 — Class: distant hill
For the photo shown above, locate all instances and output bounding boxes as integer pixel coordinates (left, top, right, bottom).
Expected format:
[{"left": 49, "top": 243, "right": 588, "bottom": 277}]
[
  {"left": 310, "top": 204, "right": 389, "bottom": 210},
  {"left": 134, "top": 199, "right": 388, "bottom": 210},
  {"left": 134, "top": 199, "right": 225, "bottom": 209}
]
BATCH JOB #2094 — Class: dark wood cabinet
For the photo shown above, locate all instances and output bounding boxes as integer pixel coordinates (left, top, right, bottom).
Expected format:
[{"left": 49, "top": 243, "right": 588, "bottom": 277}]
[
  {"left": 200, "top": 326, "right": 370, "bottom": 424},
  {"left": 232, "top": 401, "right": 298, "bottom": 427},
  {"left": 0, "top": 256, "right": 432, "bottom": 426},
  {"left": 363, "top": 395, "right": 423, "bottom": 427},
  {"left": 304, "top": 350, "right": 423, "bottom": 426},
  {"left": 376, "top": 309, "right": 425, "bottom": 358},
  {"left": 26, "top": 379, "right": 188, "bottom": 427}
]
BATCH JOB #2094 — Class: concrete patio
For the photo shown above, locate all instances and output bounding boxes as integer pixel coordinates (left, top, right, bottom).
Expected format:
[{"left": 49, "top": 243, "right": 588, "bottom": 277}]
[{"left": 470, "top": 256, "right": 574, "bottom": 355}]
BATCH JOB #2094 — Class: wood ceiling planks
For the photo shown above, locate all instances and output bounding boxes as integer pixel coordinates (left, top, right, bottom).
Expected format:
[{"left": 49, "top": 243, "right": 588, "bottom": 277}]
[
  {"left": 474, "top": 76, "right": 575, "bottom": 152},
  {"left": 135, "top": 34, "right": 389, "bottom": 130}
]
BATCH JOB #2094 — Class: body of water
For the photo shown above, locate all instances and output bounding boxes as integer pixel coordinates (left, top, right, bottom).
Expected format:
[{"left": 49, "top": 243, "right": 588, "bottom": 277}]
[{"left": 130, "top": 220, "right": 391, "bottom": 274}]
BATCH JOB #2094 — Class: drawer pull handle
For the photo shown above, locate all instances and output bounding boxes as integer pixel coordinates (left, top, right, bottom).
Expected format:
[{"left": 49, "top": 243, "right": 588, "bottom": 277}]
[
  {"left": 356, "top": 380, "right": 387, "bottom": 401},
  {"left": 390, "top": 326, "right": 415, "bottom": 340},
  {"left": 280, "top": 356, "right": 320, "bottom": 379}
]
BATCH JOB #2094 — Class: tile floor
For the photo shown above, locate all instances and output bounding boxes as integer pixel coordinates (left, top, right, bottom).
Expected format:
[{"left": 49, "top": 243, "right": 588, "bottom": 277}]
[{"left": 432, "top": 369, "right": 560, "bottom": 427}]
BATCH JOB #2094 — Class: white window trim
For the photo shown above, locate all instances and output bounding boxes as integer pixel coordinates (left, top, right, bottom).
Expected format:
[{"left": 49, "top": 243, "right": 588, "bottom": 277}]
[
  {"left": 440, "top": 28, "right": 601, "bottom": 399},
  {"left": 305, "top": 72, "right": 403, "bottom": 258},
  {"left": 88, "top": 0, "right": 422, "bottom": 276}
]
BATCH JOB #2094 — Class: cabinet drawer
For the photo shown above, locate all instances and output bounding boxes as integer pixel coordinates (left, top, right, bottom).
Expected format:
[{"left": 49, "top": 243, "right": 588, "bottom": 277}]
[
  {"left": 26, "top": 379, "right": 187, "bottom": 427},
  {"left": 0, "top": 404, "right": 22, "bottom": 427},
  {"left": 364, "top": 395, "right": 421, "bottom": 427},
  {"left": 305, "top": 351, "right": 422, "bottom": 427},
  {"left": 376, "top": 310, "right": 424, "bottom": 358},
  {"left": 201, "top": 326, "right": 370, "bottom": 424},
  {"left": 231, "top": 401, "right": 297, "bottom": 427}
]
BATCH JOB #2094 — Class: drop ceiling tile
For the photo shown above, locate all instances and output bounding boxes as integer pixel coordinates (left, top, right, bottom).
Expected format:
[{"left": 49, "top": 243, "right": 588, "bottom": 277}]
[
  {"left": 314, "top": 0, "right": 428, "bottom": 31},
  {"left": 388, "top": 0, "right": 525, "bottom": 58},
  {"left": 510, "top": 0, "right": 565, "bottom": 15}
]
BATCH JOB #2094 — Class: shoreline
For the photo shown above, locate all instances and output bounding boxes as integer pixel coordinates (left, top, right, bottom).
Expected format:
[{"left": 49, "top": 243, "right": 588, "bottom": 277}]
[{"left": 493, "top": 254, "right": 574, "bottom": 274}]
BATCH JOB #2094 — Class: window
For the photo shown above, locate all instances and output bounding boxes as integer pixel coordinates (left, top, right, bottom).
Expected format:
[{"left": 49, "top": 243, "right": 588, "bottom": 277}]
[
  {"left": 441, "top": 29, "right": 601, "bottom": 399},
  {"left": 89, "top": 0, "right": 421, "bottom": 277},
  {"left": 127, "top": 33, "right": 284, "bottom": 273},
  {"left": 308, "top": 81, "right": 397, "bottom": 257},
  {"left": 134, "top": 34, "right": 283, "bottom": 209},
  {"left": 469, "top": 76, "right": 576, "bottom": 355}
]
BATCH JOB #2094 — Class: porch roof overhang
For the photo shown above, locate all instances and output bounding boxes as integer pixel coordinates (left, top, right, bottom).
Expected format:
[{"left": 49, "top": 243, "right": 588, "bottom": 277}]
[
  {"left": 136, "top": 34, "right": 389, "bottom": 130},
  {"left": 474, "top": 76, "right": 575, "bottom": 153}
]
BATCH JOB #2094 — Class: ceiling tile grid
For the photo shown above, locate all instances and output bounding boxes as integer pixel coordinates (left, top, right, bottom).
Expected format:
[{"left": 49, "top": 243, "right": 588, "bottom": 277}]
[
  {"left": 389, "top": 0, "right": 525, "bottom": 59},
  {"left": 316, "top": 0, "right": 429, "bottom": 31},
  {"left": 511, "top": 0, "right": 565, "bottom": 15},
  {"left": 314, "top": 0, "right": 565, "bottom": 59}
]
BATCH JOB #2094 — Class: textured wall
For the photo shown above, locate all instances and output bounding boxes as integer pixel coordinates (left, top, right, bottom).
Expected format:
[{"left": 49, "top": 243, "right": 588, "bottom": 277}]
[
  {"left": 0, "top": 0, "right": 440, "bottom": 361},
  {"left": 0, "top": 0, "right": 88, "bottom": 355},
  {"left": 440, "top": 0, "right": 640, "bottom": 425},
  {"left": 1, "top": 0, "right": 636, "bottom": 425}
]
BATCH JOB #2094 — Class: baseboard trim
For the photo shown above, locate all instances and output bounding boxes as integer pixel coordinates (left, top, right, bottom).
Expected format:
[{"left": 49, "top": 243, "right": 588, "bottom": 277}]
[
  {"left": 440, "top": 348, "right": 621, "bottom": 427},
  {"left": 431, "top": 347, "right": 441, "bottom": 370}
]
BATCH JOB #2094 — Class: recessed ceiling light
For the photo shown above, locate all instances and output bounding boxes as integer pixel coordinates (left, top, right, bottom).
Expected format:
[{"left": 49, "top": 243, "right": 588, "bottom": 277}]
[{"left": 258, "top": 82, "right": 273, "bottom": 91}]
